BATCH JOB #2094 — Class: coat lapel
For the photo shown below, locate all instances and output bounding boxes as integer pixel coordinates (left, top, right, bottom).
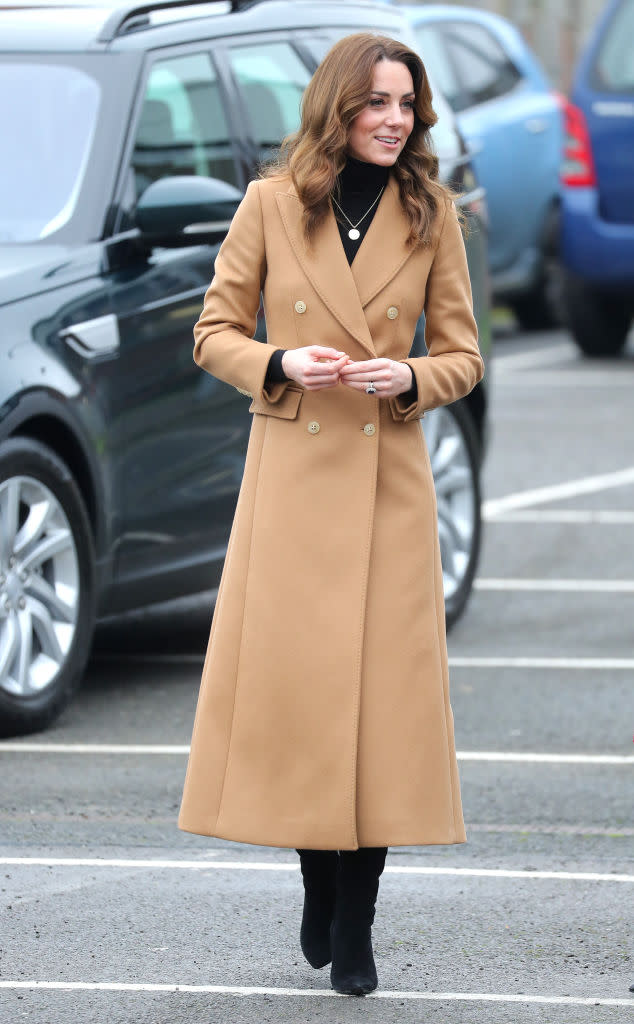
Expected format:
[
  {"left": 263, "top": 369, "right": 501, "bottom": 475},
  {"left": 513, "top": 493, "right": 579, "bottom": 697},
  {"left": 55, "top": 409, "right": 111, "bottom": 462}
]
[
  {"left": 275, "top": 177, "right": 416, "bottom": 357},
  {"left": 350, "top": 178, "right": 417, "bottom": 308},
  {"left": 276, "top": 186, "right": 375, "bottom": 357}
]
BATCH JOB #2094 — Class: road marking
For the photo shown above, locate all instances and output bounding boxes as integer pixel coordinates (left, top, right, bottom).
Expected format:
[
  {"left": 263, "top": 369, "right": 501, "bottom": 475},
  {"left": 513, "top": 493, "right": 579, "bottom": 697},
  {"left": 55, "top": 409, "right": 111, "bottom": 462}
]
[
  {"left": 0, "top": 742, "right": 192, "bottom": 754},
  {"left": 450, "top": 656, "right": 634, "bottom": 670},
  {"left": 1, "top": 742, "right": 630, "bottom": 763},
  {"left": 475, "top": 578, "right": 634, "bottom": 593},
  {"left": 484, "top": 509, "right": 634, "bottom": 524},
  {"left": 0, "top": 981, "right": 631, "bottom": 1006},
  {"left": 483, "top": 466, "right": 634, "bottom": 518},
  {"left": 87, "top": 652, "right": 634, "bottom": 670},
  {"left": 458, "top": 752, "right": 633, "bottom": 764},
  {"left": 1, "top": 857, "right": 632, "bottom": 883}
]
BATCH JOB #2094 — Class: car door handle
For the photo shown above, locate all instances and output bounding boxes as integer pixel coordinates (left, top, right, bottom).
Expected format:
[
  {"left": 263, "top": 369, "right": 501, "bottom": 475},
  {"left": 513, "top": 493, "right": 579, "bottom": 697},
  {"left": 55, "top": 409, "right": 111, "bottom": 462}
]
[
  {"left": 524, "top": 118, "right": 547, "bottom": 134},
  {"left": 60, "top": 314, "right": 120, "bottom": 360}
]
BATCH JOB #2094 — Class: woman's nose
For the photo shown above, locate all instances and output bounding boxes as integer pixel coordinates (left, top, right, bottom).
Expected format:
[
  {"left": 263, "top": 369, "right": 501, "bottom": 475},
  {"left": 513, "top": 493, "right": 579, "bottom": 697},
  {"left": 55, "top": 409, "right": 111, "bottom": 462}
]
[{"left": 385, "top": 104, "right": 404, "bottom": 126}]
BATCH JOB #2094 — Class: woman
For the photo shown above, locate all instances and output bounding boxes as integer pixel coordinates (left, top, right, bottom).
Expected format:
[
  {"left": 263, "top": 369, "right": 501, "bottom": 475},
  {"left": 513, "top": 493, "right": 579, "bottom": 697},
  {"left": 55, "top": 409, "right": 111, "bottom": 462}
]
[{"left": 179, "top": 33, "right": 484, "bottom": 996}]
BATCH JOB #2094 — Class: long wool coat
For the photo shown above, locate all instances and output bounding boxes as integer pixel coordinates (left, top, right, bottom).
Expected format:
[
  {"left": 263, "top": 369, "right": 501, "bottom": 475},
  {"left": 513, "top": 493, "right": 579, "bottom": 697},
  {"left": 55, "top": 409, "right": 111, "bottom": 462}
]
[{"left": 178, "top": 173, "right": 484, "bottom": 850}]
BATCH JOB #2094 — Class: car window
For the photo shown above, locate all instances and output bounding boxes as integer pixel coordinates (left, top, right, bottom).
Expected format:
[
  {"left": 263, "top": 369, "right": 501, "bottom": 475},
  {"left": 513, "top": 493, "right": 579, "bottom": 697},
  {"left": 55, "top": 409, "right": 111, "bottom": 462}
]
[
  {"left": 226, "top": 41, "right": 311, "bottom": 161},
  {"left": 414, "top": 25, "right": 464, "bottom": 113},
  {"left": 439, "top": 21, "right": 521, "bottom": 108},
  {"left": 132, "top": 51, "right": 237, "bottom": 200},
  {"left": 592, "top": 0, "right": 634, "bottom": 92},
  {"left": 0, "top": 61, "right": 100, "bottom": 242}
]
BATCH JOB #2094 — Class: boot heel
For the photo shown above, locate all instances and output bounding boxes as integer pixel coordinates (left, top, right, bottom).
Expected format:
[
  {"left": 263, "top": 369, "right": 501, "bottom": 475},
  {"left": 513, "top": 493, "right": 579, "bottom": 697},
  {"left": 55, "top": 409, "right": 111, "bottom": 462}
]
[
  {"left": 297, "top": 850, "right": 338, "bottom": 969},
  {"left": 329, "top": 847, "right": 386, "bottom": 996}
]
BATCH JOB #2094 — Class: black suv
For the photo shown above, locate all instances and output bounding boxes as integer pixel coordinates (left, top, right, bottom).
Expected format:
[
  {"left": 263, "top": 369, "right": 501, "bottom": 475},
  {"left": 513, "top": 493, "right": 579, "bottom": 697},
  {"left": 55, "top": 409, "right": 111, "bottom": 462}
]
[{"left": 0, "top": 0, "right": 490, "bottom": 736}]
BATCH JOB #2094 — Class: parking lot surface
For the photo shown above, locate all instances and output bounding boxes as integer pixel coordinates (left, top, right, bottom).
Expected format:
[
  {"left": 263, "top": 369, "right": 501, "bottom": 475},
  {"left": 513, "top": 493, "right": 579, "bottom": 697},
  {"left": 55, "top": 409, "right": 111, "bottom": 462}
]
[{"left": 1, "top": 327, "right": 633, "bottom": 1023}]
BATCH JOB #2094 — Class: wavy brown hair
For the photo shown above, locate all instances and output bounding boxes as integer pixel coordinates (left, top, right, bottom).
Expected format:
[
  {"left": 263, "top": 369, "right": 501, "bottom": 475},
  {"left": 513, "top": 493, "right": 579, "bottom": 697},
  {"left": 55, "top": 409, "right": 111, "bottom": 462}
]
[{"left": 263, "top": 33, "right": 454, "bottom": 246}]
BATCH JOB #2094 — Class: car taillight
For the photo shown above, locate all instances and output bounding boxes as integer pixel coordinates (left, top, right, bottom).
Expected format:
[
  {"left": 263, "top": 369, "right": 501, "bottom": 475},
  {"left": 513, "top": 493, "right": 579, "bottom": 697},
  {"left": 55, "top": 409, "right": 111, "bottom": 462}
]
[{"left": 558, "top": 94, "right": 597, "bottom": 187}]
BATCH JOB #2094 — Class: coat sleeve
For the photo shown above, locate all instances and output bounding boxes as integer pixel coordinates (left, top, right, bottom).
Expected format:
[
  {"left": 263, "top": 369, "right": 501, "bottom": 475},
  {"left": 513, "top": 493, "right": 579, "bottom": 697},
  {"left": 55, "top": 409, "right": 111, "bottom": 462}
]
[
  {"left": 389, "top": 200, "right": 484, "bottom": 423},
  {"left": 193, "top": 179, "right": 290, "bottom": 404}
]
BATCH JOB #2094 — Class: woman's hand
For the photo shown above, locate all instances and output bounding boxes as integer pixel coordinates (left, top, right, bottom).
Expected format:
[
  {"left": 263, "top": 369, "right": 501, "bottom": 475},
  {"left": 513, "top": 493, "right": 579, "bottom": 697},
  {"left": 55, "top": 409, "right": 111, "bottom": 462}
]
[
  {"left": 339, "top": 358, "right": 414, "bottom": 398},
  {"left": 281, "top": 346, "right": 349, "bottom": 391}
]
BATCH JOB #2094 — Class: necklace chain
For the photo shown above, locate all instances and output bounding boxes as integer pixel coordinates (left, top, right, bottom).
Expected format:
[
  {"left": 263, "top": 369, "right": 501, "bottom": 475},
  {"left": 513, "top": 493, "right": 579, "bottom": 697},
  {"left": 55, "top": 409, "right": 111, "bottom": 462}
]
[{"left": 331, "top": 185, "right": 385, "bottom": 240}]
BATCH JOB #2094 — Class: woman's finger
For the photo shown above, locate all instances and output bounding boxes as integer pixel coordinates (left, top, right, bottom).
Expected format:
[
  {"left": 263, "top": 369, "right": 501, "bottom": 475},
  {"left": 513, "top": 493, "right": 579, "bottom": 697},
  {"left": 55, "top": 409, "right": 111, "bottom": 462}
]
[{"left": 308, "top": 346, "right": 348, "bottom": 360}]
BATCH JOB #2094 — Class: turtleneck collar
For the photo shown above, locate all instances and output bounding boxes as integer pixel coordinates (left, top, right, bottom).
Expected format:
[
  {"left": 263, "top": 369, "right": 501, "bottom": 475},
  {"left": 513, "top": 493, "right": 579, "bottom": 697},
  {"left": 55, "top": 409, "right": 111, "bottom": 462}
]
[{"left": 337, "top": 154, "right": 390, "bottom": 194}]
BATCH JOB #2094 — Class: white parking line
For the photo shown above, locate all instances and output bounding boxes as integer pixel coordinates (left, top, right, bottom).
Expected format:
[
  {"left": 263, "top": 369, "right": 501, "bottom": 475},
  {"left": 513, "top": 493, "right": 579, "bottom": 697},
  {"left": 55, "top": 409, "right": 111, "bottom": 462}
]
[
  {"left": 450, "top": 656, "right": 634, "bottom": 670},
  {"left": 483, "top": 509, "right": 634, "bottom": 524},
  {"left": 87, "top": 652, "right": 634, "bottom": 670},
  {"left": 482, "top": 466, "right": 634, "bottom": 518},
  {"left": 1, "top": 743, "right": 630, "bottom": 763},
  {"left": 0, "top": 981, "right": 631, "bottom": 1006},
  {"left": 1, "top": 857, "right": 632, "bottom": 883},
  {"left": 475, "top": 578, "right": 634, "bottom": 592}
]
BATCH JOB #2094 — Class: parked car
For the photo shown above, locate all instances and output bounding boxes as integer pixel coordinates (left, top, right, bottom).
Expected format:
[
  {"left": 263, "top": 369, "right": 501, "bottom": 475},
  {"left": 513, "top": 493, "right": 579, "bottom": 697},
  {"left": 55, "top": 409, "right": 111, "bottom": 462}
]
[
  {"left": 388, "top": 2, "right": 563, "bottom": 330},
  {"left": 0, "top": 0, "right": 490, "bottom": 736},
  {"left": 559, "top": 0, "right": 634, "bottom": 356}
]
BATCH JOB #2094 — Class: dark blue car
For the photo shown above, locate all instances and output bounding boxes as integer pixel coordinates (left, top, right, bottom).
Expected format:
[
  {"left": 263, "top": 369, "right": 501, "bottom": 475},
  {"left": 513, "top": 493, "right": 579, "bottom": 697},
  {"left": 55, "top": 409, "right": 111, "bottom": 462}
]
[{"left": 560, "top": 0, "right": 634, "bottom": 356}]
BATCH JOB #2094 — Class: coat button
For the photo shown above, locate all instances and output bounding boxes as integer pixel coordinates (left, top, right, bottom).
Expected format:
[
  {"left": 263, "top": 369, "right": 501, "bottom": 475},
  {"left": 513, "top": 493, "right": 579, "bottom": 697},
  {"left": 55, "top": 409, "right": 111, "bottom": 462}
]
[
  {"left": 363, "top": 423, "right": 376, "bottom": 436},
  {"left": 386, "top": 305, "right": 399, "bottom": 320},
  {"left": 294, "top": 300, "right": 307, "bottom": 314},
  {"left": 308, "top": 421, "right": 320, "bottom": 434}
]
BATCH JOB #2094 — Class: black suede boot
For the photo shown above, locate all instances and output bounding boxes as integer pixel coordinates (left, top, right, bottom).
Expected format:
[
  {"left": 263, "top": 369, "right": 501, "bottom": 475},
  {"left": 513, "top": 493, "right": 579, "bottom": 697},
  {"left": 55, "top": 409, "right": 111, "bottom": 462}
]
[
  {"left": 330, "top": 846, "right": 387, "bottom": 996},
  {"left": 296, "top": 849, "right": 339, "bottom": 969}
]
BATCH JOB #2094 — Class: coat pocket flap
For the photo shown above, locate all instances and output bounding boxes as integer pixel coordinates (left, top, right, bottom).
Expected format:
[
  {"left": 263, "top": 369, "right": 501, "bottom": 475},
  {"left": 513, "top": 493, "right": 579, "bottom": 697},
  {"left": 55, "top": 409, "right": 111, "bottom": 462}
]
[{"left": 249, "top": 385, "right": 303, "bottom": 420}]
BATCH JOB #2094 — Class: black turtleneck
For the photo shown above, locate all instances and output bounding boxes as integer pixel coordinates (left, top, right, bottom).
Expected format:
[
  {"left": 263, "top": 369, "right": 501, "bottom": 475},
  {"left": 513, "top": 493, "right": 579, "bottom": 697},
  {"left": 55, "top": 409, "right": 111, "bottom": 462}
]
[{"left": 265, "top": 156, "right": 416, "bottom": 401}]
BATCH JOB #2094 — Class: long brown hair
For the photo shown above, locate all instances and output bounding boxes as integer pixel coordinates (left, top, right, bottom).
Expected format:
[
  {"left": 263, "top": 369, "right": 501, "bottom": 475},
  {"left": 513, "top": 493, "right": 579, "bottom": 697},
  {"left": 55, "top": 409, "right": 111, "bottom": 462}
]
[{"left": 263, "top": 33, "right": 453, "bottom": 246}]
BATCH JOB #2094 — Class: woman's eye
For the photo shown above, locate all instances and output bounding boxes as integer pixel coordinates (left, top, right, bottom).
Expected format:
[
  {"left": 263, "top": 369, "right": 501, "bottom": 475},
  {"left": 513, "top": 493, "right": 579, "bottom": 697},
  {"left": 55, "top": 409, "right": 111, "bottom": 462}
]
[
  {"left": 369, "top": 98, "right": 384, "bottom": 107},
  {"left": 403, "top": 100, "right": 415, "bottom": 109}
]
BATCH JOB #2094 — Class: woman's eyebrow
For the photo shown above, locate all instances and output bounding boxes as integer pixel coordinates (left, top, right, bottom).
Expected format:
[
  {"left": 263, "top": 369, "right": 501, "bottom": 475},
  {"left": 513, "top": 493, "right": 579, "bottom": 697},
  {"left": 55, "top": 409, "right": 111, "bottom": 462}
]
[{"left": 371, "top": 90, "right": 416, "bottom": 98}]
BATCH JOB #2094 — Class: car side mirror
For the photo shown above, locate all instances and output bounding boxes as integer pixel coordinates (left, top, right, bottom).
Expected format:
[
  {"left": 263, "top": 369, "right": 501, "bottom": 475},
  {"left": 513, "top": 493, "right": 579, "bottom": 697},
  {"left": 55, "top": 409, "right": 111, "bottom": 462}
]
[{"left": 135, "top": 176, "right": 243, "bottom": 247}]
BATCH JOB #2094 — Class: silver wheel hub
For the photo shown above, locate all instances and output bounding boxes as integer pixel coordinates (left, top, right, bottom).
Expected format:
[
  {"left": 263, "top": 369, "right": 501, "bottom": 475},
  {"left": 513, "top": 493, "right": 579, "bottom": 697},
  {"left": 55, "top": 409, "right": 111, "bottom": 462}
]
[
  {"left": 423, "top": 408, "right": 476, "bottom": 602},
  {"left": 0, "top": 476, "right": 79, "bottom": 698}
]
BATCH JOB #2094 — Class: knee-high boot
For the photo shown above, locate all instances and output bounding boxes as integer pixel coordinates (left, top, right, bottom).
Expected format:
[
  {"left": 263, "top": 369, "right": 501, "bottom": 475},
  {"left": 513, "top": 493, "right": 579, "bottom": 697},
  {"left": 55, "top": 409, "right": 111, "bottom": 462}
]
[
  {"left": 330, "top": 846, "right": 387, "bottom": 996},
  {"left": 296, "top": 849, "right": 339, "bottom": 969}
]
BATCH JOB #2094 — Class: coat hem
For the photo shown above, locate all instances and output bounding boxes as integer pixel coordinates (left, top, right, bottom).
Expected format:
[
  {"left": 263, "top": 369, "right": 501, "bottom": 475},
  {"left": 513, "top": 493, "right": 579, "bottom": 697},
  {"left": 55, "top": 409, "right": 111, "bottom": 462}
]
[{"left": 177, "top": 820, "right": 467, "bottom": 849}]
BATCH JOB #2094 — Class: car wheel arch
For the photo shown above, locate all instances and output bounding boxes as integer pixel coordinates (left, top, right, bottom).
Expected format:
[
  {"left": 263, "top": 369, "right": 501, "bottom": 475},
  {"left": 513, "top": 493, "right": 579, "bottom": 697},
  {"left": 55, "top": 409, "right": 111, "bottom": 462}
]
[{"left": 1, "top": 393, "right": 106, "bottom": 557}]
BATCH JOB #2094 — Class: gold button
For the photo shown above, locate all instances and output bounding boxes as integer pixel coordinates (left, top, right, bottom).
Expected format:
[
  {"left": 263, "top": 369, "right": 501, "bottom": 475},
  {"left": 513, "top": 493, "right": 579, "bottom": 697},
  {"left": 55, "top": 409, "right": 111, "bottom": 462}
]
[
  {"left": 308, "top": 421, "right": 320, "bottom": 434},
  {"left": 386, "top": 305, "right": 399, "bottom": 320},
  {"left": 294, "top": 300, "right": 307, "bottom": 314},
  {"left": 363, "top": 423, "right": 376, "bottom": 437}
]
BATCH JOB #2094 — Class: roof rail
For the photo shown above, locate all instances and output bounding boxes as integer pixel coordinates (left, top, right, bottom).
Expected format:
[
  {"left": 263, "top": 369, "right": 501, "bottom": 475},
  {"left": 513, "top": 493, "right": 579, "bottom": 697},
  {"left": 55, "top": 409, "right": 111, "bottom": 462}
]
[{"left": 97, "top": 0, "right": 266, "bottom": 43}]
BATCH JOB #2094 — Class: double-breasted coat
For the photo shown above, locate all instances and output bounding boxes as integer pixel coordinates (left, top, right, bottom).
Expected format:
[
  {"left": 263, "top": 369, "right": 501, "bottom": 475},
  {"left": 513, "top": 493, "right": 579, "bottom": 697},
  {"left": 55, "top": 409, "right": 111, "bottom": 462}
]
[{"left": 178, "top": 173, "right": 484, "bottom": 850}]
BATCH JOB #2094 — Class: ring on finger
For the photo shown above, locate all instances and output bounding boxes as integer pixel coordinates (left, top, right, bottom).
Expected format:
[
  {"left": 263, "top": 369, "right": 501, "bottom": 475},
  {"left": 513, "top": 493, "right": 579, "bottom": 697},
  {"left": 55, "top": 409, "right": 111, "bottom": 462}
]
[{"left": 366, "top": 381, "right": 377, "bottom": 395}]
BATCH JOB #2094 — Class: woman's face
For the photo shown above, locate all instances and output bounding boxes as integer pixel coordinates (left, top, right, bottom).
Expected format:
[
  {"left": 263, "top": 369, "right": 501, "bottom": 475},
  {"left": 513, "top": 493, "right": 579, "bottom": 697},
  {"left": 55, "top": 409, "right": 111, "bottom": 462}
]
[{"left": 347, "top": 59, "right": 415, "bottom": 166}]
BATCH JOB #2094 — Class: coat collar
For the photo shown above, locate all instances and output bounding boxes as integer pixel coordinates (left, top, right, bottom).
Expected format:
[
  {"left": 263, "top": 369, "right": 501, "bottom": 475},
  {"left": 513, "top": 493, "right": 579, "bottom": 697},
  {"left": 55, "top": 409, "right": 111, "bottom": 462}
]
[{"left": 275, "top": 176, "right": 415, "bottom": 358}]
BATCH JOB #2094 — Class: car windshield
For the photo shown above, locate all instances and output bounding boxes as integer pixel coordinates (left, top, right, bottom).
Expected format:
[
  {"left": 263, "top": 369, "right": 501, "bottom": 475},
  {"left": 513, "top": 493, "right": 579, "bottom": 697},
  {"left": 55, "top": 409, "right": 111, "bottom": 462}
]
[
  {"left": 0, "top": 62, "right": 100, "bottom": 242},
  {"left": 593, "top": 0, "right": 634, "bottom": 92}
]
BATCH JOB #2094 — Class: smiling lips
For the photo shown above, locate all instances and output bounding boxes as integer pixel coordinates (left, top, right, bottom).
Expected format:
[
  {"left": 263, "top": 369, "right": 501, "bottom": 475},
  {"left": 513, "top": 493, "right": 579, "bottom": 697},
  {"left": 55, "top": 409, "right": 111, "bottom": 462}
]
[{"left": 376, "top": 136, "right": 400, "bottom": 147}]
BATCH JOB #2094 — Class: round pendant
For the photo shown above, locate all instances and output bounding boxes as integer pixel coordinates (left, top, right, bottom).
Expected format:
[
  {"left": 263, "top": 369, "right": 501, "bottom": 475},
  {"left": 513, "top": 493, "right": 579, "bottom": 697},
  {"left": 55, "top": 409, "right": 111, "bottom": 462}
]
[{"left": 348, "top": 228, "right": 360, "bottom": 240}]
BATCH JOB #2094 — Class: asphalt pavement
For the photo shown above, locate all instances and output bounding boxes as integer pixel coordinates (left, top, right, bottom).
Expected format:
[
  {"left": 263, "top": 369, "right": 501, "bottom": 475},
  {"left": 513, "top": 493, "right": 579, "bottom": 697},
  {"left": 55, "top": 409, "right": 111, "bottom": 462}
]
[{"left": 1, "top": 325, "right": 633, "bottom": 1024}]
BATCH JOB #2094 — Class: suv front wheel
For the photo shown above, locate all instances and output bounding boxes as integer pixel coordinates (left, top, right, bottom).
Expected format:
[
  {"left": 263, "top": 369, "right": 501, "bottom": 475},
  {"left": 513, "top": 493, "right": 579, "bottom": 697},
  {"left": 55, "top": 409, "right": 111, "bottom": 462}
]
[{"left": 0, "top": 438, "right": 95, "bottom": 736}]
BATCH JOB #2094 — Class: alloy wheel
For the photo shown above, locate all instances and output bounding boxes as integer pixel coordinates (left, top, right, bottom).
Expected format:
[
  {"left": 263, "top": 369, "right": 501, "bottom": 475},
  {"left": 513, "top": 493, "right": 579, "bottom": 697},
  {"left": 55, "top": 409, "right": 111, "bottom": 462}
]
[
  {"left": 423, "top": 406, "right": 478, "bottom": 605},
  {"left": 0, "top": 475, "right": 80, "bottom": 697}
]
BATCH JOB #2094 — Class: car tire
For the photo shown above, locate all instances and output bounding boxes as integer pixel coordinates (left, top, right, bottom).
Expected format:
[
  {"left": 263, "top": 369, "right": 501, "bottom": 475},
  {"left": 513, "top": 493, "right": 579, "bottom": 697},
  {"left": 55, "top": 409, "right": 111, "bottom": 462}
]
[
  {"left": 423, "top": 402, "right": 482, "bottom": 630},
  {"left": 510, "top": 287, "right": 557, "bottom": 331},
  {"left": 562, "top": 272, "right": 631, "bottom": 357},
  {"left": 0, "top": 438, "right": 95, "bottom": 737},
  {"left": 510, "top": 209, "right": 563, "bottom": 331}
]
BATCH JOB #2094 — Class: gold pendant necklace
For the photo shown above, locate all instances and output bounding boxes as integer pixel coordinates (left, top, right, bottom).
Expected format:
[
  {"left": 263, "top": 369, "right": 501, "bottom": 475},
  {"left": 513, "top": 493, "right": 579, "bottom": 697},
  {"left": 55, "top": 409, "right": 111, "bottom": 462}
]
[{"left": 331, "top": 185, "right": 385, "bottom": 241}]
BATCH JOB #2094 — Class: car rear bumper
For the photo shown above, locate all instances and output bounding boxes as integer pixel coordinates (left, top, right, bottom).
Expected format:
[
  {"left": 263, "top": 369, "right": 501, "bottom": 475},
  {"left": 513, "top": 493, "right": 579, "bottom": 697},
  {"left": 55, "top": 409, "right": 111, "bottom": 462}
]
[{"left": 561, "top": 187, "right": 634, "bottom": 285}]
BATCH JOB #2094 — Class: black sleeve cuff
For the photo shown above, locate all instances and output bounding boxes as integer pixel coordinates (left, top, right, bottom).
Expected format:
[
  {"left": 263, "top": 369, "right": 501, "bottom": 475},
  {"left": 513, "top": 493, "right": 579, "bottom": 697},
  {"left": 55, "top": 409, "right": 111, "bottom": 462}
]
[
  {"left": 402, "top": 365, "right": 417, "bottom": 403},
  {"left": 265, "top": 348, "right": 289, "bottom": 384}
]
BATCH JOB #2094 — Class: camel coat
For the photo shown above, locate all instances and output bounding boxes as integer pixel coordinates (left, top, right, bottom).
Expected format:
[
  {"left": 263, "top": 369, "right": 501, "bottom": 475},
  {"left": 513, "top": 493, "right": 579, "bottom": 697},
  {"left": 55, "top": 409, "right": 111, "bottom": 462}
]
[{"left": 178, "top": 174, "right": 484, "bottom": 850}]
